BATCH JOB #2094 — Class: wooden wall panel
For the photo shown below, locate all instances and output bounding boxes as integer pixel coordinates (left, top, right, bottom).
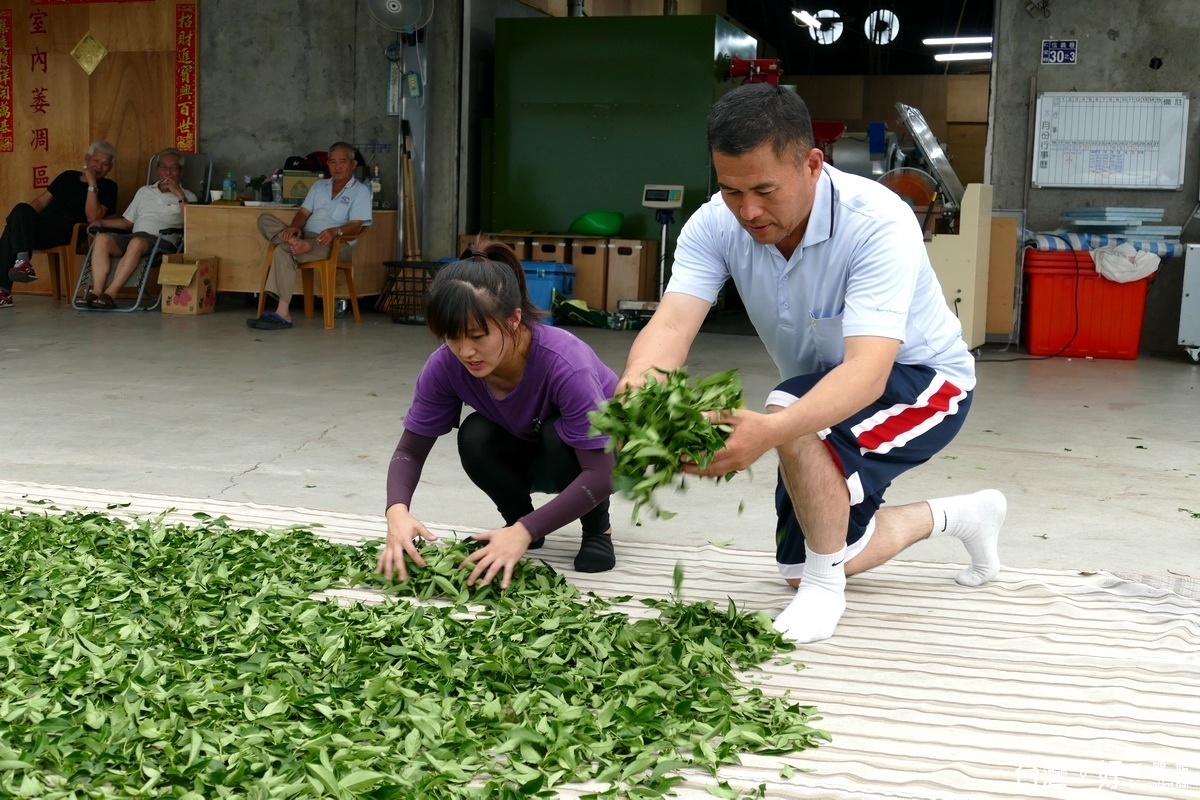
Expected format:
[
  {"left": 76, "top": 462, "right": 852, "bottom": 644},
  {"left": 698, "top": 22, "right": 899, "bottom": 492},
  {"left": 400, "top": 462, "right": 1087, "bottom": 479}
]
[
  {"left": 12, "top": 51, "right": 89, "bottom": 195},
  {"left": 946, "top": 122, "right": 987, "bottom": 186},
  {"left": 34, "top": 6, "right": 89, "bottom": 53},
  {"left": 946, "top": 75, "right": 989, "bottom": 123},
  {"left": 986, "top": 215, "right": 1020, "bottom": 338},
  {"left": 1, "top": 1, "right": 187, "bottom": 219},
  {"left": 867, "top": 75, "right": 947, "bottom": 127},
  {"left": 90, "top": 3, "right": 175, "bottom": 52},
  {"left": 90, "top": 52, "right": 176, "bottom": 210},
  {"left": 801, "top": 75, "right": 865, "bottom": 123}
]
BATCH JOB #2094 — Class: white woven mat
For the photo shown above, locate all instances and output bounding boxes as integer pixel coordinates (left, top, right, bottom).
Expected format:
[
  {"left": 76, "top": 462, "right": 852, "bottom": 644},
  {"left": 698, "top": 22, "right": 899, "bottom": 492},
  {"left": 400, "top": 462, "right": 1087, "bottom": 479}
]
[{"left": 3, "top": 481, "right": 1198, "bottom": 799}]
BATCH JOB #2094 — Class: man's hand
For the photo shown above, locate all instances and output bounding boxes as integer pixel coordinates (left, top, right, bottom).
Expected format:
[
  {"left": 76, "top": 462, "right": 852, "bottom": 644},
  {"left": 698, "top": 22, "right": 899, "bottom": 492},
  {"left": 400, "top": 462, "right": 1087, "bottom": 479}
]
[
  {"left": 278, "top": 226, "right": 301, "bottom": 243},
  {"left": 460, "top": 523, "right": 534, "bottom": 590},
  {"left": 81, "top": 165, "right": 99, "bottom": 188},
  {"left": 315, "top": 227, "right": 339, "bottom": 247},
  {"left": 159, "top": 177, "right": 185, "bottom": 201},
  {"left": 683, "top": 407, "right": 782, "bottom": 477},
  {"left": 375, "top": 505, "right": 439, "bottom": 581},
  {"left": 614, "top": 367, "right": 667, "bottom": 396}
]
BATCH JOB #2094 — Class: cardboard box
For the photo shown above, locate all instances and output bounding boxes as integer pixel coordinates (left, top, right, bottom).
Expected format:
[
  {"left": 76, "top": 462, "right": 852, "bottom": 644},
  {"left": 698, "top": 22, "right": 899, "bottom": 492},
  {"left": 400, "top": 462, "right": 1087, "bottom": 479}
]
[
  {"left": 570, "top": 237, "right": 607, "bottom": 310},
  {"left": 281, "top": 171, "right": 323, "bottom": 205},
  {"left": 159, "top": 253, "right": 219, "bottom": 315},
  {"left": 606, "top": 239, "right": 657, "bottom": 312},
  {"left": 530, "top": 237, "right": 570, "bottom": 263}
]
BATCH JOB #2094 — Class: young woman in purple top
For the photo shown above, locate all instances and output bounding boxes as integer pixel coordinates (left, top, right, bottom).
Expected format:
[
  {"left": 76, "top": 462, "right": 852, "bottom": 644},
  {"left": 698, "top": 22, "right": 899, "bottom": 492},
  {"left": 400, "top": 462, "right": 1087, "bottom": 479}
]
[{"left": 375, "top": 240, "right": 619, "bottom": 590}]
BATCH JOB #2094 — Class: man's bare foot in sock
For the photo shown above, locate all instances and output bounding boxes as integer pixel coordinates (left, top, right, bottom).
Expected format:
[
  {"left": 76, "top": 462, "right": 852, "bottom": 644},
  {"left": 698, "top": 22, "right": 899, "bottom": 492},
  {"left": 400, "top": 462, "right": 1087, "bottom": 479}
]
[
  {"left": 290, "top": 238, "right": 314, "bottom": 256},
  {"left": 929, "top": 489, "right": 1005, "bottom": 586}
]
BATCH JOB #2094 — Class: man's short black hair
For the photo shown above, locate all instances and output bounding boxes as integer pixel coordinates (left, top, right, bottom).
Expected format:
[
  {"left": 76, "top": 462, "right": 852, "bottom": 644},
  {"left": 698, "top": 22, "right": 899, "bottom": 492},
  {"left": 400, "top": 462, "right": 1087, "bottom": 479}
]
[{"left": 707, "top": 84, "right": 815, "bottom": 164}]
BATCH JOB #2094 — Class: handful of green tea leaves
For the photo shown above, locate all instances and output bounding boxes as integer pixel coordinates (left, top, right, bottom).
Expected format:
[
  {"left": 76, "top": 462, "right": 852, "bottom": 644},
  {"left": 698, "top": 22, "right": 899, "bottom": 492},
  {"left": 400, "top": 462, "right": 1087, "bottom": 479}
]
[{"left": 590, "top": 368, "right": 743, "bottom": 522}]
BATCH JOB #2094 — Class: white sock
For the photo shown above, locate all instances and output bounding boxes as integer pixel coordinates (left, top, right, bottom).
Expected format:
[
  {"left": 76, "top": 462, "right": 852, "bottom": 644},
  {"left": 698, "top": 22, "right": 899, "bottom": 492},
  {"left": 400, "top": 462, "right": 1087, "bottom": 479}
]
[
  {"left": 772, "top": 544, "right": 847, "bottom": 644},
  {"left": 928, "top": 489, "right": 1006, "bottom": 586},
  {"left": 16, "top": 252, "right": 29, "bottom": 263}
]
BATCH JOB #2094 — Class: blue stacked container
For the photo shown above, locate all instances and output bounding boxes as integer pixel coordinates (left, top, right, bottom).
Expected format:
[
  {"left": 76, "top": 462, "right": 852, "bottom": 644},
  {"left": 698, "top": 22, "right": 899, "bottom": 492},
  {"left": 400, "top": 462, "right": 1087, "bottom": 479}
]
[
  {"left": 439, "top": 258, "right": 575, "bottom": 325},
  {"left": 521, "top": 261, "right": 574, "bottom": 324}
]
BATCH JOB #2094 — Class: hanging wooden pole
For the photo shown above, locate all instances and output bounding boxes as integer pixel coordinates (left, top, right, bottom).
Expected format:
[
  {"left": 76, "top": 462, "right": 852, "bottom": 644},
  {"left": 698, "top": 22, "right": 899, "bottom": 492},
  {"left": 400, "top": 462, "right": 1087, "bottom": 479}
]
[{"left": 401, "top": 120, "right": 421, "bottom": 260}]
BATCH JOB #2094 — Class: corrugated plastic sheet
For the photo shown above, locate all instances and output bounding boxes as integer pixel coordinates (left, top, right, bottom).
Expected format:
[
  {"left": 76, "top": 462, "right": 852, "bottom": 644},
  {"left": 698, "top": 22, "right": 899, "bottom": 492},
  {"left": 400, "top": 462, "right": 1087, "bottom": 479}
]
[{"left": 2, "top": 481, "right": 1197, "bottom": 799}]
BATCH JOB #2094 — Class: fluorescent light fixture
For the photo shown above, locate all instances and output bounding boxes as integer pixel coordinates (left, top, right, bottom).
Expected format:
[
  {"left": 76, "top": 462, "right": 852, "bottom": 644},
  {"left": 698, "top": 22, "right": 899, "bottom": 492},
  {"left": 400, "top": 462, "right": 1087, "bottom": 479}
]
[
  {"left": 923, "top": 36, "right": 993, "bottom": 46},
  {"left": 792, "top": 9, "right": 822, "bottom": 27},
  {"left": 933, "top": 51, "right": 993, "bottom": 62}
]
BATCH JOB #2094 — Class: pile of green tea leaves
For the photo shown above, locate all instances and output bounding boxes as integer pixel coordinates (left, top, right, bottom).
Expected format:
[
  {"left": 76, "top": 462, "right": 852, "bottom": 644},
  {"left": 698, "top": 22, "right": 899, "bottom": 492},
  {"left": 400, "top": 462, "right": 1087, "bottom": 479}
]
[
  {"left": 0, "top": 508, "right": 827, "bottom": 799},
  {"left": 589, "top": 368, "right": 744, "bottom": 522}
]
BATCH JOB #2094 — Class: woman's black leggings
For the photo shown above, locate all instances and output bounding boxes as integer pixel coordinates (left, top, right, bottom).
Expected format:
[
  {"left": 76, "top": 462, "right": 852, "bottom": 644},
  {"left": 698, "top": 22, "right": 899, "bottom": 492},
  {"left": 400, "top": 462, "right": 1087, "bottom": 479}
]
[{"left": 457, "top": 412, "right": 610, "bottom": 536}]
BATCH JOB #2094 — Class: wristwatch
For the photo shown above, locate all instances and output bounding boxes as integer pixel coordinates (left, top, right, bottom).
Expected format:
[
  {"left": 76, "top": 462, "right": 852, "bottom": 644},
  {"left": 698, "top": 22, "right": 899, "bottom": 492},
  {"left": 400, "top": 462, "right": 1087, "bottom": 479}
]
[
  {"left": 336, "top": 227, "right": 344, "bottom": 237},
  {"left": 87, "top": 186, "right": 97, "bottom": 193}
]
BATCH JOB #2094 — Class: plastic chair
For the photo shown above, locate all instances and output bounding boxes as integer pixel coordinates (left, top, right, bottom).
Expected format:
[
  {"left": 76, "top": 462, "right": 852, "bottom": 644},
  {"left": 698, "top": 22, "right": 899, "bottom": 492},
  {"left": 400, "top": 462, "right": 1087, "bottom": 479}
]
[
  {"left": 256, "top": 230, "right": 364, "bottom": 329},
  {"left": 31, "top": 222, "right": 87, "bottom": 299},
  {"left": 69, "top": 226, "right": 181, "bottom": 312},
  {"left": 147, "top": 152, "right": 213, "bottom": 205}
]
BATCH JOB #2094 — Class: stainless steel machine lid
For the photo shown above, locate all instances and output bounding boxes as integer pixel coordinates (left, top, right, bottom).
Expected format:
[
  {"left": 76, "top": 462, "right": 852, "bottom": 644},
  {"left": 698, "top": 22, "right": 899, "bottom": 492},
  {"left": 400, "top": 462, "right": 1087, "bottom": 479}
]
[{"left": 894, "top": 101, "right": 966, "bottom": 209}]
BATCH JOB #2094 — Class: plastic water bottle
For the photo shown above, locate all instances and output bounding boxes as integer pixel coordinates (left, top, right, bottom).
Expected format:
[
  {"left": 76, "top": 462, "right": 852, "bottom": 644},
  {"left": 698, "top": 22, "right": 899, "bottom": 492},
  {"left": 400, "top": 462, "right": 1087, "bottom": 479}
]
[
  {"left": 371, "top": 166, "right": 382, "bottom": 209},
  {"left": 271, "top": 171, "right": 283, "bottom": 204},
  {"left": 221, "top": 172, "right": 235, "bottom": 201}
]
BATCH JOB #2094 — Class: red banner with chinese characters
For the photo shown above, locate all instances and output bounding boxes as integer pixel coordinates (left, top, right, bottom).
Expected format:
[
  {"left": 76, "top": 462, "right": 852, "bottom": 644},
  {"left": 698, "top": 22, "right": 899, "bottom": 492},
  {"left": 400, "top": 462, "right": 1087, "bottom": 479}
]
[
  {"left": 174, "top": 3, "right": 197, "bottom": 153},
  {"left": 31, "top": 1, "right": 153, "bottom": 5},
  {"left": 0, "top": 11, "right": 12, "bottom": 154}
]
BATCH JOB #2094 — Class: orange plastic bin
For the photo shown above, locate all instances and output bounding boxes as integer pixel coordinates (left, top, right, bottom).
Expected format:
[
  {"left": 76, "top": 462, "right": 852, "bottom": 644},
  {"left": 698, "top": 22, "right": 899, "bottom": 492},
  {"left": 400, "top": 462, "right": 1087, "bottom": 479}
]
[{"left": 1022, "top": 249, "right": 1151, "bottom": 360}]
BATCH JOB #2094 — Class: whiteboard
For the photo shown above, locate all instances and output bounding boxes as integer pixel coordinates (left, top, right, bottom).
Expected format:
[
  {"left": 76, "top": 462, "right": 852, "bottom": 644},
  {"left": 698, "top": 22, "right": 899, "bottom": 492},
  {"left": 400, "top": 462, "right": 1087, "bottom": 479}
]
[{"left": 1032, "top": 92, "right": 1189, "bottom": 190}]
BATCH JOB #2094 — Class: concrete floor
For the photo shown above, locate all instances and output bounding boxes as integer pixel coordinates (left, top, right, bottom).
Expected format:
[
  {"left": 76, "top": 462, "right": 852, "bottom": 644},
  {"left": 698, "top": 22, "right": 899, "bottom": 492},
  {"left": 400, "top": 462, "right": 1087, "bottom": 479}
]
[{"left": 2, "top": 295, "right": 1198, "bottom": 581}]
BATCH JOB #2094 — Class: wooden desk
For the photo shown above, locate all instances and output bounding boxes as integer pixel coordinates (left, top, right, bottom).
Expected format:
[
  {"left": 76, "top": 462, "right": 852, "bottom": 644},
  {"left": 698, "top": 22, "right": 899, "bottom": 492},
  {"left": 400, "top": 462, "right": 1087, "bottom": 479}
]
[{"left": 183, "top": 205, "right": 396, "bottom": 297}]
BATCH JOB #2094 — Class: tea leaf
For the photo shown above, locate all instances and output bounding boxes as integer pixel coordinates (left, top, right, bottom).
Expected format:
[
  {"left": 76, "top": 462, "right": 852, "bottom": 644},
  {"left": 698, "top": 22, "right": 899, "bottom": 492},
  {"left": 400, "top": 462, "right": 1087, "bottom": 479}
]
[
  {"left": 0, "top": 508, "right": 827, "bottom": 798},
  {"left": 590, "top": 368, "right": 744, "bottom": 522}
]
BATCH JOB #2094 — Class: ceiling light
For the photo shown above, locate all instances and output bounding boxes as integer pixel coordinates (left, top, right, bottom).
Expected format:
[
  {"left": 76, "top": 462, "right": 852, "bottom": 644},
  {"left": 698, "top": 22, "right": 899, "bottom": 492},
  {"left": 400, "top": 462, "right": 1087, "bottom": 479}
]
[
  {"left": 933, "top": 51, "right": 993, "bottom": 62},
  {"left": 923, "top": 36, "right": 993, "bottom": 46},
  {"left": 792, "top": 9, "right": 822, "bottom": 27}
]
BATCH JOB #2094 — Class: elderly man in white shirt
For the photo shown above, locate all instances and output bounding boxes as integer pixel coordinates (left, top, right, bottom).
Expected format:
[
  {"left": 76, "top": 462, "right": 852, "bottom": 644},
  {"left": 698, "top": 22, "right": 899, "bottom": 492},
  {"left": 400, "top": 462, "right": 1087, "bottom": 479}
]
[
  {"left": 85, "top": 148, "right": 196, "bottom": 309},
  {"left": 247, "top": 141, "right": 372, "bottom": 330}
]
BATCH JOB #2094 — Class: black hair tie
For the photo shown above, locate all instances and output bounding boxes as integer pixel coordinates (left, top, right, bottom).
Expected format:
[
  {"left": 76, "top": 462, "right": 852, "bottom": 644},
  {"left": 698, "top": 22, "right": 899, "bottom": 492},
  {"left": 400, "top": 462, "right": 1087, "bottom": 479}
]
[{"left": 469, "top": 250, "right": 490, "bottom": 260}]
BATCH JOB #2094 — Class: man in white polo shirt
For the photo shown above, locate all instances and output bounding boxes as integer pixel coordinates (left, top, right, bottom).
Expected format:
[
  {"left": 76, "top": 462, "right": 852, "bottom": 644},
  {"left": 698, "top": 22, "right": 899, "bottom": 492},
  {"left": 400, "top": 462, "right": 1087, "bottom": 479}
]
[
  {"left": 83, "top": 148, "right": 195, "bottom": 309},
  {"left": 248, "top": 141, "right": 372, "bottom": 330},
  {"left": 618, "top": 84, "right": 1006, "bottom": 644}
]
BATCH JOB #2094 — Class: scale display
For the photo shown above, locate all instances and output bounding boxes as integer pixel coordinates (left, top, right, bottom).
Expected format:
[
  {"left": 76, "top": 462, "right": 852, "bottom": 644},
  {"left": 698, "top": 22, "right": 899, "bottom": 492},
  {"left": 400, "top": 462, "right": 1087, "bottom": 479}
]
[{"left": 642, "top": 184, "right": 684, "bottom": 209}]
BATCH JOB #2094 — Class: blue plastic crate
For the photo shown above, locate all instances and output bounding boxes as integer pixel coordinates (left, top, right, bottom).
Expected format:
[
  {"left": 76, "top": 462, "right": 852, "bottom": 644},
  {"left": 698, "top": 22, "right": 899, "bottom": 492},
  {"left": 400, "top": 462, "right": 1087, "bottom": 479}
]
[
  {"left": 521, "top": 261, "right": 574, "bottom": 324},
  {"left": 438, "top": 258, "right": 574, "bottom": 325}
]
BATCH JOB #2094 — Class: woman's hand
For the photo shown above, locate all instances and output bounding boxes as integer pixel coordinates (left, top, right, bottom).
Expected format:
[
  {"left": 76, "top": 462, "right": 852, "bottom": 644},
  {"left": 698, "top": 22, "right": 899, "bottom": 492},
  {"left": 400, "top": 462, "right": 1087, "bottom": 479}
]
[
  {"left": 461, "top": 523, "right": 534, "bottom": 590},
  {"left": 375, "top": 504, "right": 439, "bottom": 581}
]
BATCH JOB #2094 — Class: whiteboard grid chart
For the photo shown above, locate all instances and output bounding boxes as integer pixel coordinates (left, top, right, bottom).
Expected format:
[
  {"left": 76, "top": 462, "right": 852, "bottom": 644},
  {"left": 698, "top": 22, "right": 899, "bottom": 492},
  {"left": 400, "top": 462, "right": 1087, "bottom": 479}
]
[{"left": 1032, "top": 92, "right": 1188, "bottom": 190}]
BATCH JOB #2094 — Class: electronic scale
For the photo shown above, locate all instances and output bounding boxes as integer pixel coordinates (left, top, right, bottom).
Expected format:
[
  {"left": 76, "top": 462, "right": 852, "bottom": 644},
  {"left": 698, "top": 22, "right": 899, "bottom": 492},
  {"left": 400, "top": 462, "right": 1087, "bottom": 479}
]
[{"left": 618, "top": 183, "right": 685, "bottom": 319}]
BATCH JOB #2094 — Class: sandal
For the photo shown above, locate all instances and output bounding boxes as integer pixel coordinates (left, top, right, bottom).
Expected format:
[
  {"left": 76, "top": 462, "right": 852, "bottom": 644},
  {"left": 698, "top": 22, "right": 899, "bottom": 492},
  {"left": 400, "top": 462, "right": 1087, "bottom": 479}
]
[
  {"left": 248, "top": 311, "right": 293, "bottom": 330},
  {"left": 91, "top": 293, "right": 116, "bottom": 310}
]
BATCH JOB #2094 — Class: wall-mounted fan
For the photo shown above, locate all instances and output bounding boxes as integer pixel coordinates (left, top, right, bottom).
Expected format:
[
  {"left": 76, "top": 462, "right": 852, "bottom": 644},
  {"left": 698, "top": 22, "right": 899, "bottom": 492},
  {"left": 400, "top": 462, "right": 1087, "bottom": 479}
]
[
  {"left": 863, "top": 9, "right": 899, "bottom": 45},
  {"left": 806, "top": 9, "right": 844, "bottom": 45},
  {"left": 366, "top": 0, "right": 434, "bottom": 32}
]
